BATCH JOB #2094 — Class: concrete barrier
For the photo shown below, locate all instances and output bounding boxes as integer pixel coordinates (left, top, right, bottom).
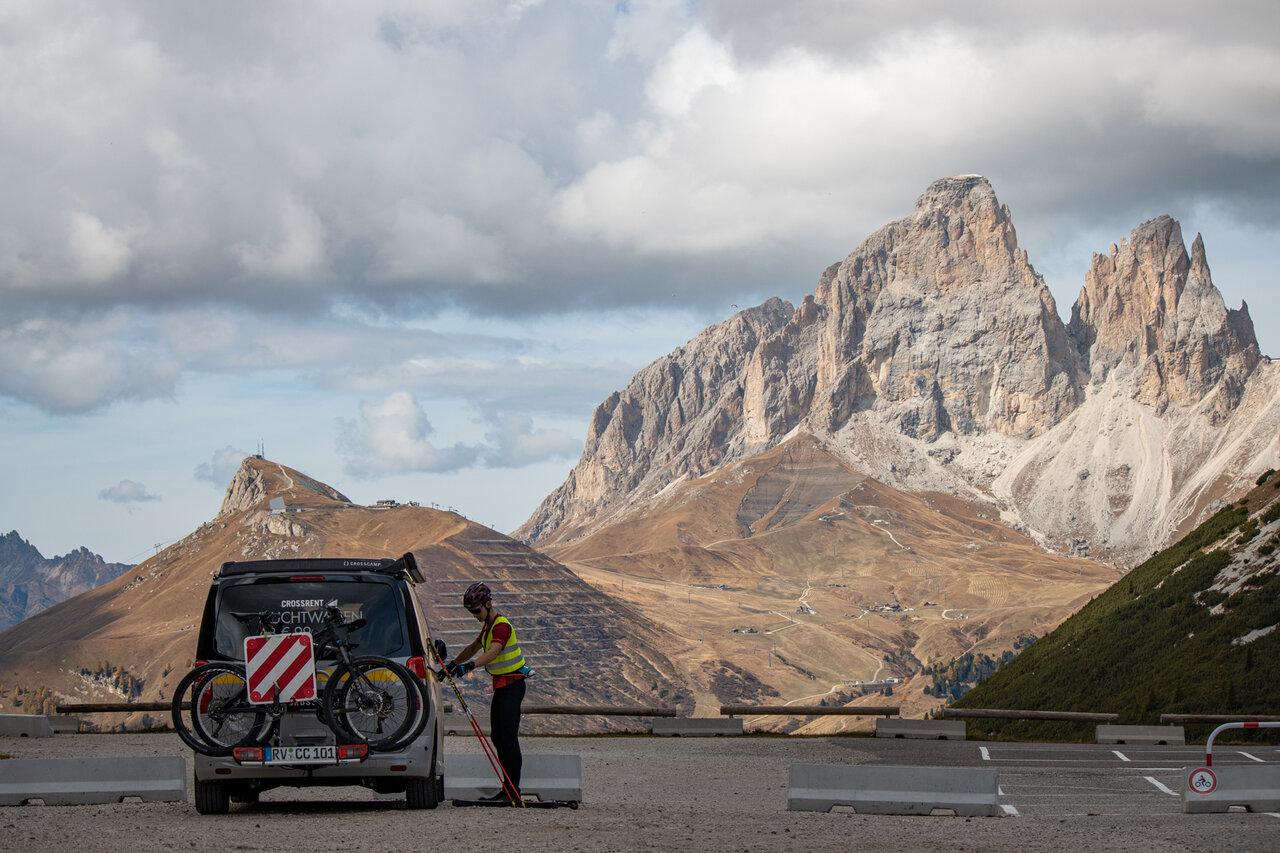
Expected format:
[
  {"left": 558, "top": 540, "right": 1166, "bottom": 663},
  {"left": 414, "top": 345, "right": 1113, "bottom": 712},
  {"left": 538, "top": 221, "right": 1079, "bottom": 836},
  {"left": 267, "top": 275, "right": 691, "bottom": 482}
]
[
  {"left": 1182, "top": 765, "right": 1280, "bottom": 813},
  {"left": 0, "top": 757, "right": 186, "bottom": 805},
  {"left": 0, "top": 714, "right": 55, "bottom": 738},
  {"left": 652, "top": 717, "right": 744, "bottom": 737},
  {"left": 441, "top": 712, "right": 475, "bottom": 736},
  {"left": 875, "top": 718, "right": 966, "bottom": 740},
  {"left": 444, "top": 753, "right": 581, "bottom": 803},
  {"left": 1096, "top": 724, "right": 1185, "bottom": 745},
  {"left": 49, "top": 716, "right": 82, "bottom": 734},
  {"left": 788, "top": 764, "right": 1001, "bottom": 816}
]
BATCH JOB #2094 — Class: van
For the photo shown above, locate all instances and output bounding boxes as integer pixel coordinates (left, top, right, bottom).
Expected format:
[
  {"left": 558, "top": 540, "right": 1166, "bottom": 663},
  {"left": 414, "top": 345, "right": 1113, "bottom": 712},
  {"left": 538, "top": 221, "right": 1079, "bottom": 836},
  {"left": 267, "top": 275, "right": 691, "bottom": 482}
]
[{"left": 188, "top": 554, "right": 445, "bottom": 813}]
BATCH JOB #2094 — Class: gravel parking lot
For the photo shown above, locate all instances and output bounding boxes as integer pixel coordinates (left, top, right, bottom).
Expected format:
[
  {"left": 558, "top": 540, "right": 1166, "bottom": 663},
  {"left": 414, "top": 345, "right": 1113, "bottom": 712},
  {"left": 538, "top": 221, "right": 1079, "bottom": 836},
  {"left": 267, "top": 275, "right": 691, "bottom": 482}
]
[{"left": 3, "top": 731, "right": 1278, "bottom": 852}]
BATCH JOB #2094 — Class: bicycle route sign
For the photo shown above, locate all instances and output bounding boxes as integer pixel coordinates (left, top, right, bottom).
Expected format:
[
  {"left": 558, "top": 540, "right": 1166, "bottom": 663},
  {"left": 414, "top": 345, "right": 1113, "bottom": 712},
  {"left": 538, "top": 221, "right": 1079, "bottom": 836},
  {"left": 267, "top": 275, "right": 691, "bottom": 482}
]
[{"left": 244, "top": 632, "right": 317, "bottom": 704}]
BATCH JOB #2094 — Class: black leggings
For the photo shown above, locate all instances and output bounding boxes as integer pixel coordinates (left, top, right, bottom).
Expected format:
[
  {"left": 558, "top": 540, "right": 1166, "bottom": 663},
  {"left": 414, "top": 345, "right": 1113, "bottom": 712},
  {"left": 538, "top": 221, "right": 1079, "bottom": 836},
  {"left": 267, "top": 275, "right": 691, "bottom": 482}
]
[{"left": 490, "top": 678, "right": 525, "bottom": 790}]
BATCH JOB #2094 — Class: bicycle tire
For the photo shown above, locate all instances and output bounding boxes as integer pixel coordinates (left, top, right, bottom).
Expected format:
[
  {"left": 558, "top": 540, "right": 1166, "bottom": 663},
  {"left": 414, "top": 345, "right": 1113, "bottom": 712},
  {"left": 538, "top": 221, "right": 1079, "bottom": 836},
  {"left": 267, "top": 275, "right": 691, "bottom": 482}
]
[
  {"left": 321, "top": 656, "right": 422, "bottom": 751},
  {"left": 187, "top": 663, "right": 270, "bottom": 756},
  {"left": 172, "top": 663, "right": 229, "bottom": 753}
]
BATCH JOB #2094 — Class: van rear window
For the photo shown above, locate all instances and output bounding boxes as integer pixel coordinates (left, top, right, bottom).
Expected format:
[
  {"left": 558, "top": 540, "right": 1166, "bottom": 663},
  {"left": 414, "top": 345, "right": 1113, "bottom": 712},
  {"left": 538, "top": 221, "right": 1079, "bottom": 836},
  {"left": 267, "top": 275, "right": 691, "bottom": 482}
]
[{"left": 213, "top": 579, "right": 409, "bottom": 660}]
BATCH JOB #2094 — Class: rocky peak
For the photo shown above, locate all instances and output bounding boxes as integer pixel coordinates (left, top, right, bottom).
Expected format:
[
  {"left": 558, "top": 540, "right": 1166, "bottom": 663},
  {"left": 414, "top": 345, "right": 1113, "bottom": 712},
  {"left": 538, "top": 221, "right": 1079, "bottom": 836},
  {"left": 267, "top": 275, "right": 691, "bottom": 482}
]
[
  {"left": 814, "top": 175, "right": 1079, "bottom": 440},
  {"left": 1069, "top": 216, "right": 1260, "bottom": 414},
  {"left": 218, "top": 456, "right": 351, "bottom": 517}
]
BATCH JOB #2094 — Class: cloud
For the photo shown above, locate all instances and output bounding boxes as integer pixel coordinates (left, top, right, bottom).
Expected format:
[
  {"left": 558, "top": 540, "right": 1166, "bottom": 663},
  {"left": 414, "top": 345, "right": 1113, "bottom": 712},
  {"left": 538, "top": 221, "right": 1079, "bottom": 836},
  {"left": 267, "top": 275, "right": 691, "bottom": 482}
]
[
  {"left": 338, "top": 391, "right": 483, "bottom": 477},
  {"left": 195, "top": 446, "right": 249, "bottom": 486},
  {"left": 336, "top": 391, "right": 583, "bottom": 477},
  {"left": 481, "top": 412, "right": 582, "bottom": 468},
  {"left": 99, "top": 480, "right": 161, "bottom": 504},
  {"left": 0, "top": 313, "right": 180, "bottom": 413}
]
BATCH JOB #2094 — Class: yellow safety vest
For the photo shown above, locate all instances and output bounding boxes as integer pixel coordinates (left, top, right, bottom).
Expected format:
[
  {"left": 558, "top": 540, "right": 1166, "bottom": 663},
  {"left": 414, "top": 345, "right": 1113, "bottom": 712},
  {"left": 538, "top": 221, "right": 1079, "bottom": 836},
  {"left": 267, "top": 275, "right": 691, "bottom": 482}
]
[{"left": 480, "top": 614, "right": 526, "bottom": 676}]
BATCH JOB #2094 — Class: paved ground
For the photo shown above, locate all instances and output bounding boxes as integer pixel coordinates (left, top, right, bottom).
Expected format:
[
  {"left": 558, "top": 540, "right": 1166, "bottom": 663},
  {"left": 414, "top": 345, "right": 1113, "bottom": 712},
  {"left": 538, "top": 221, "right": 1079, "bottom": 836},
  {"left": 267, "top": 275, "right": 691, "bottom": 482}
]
[{"left": 2, "top": 731, "right": 1278, "bottom": 852}]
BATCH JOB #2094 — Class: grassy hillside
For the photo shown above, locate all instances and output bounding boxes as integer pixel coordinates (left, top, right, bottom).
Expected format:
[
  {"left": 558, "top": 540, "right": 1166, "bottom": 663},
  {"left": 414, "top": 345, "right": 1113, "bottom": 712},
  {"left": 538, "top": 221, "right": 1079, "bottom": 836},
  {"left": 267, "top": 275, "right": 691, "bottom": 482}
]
[{"left": 954, "top": 472, "right": 1280, "bottom": 742}]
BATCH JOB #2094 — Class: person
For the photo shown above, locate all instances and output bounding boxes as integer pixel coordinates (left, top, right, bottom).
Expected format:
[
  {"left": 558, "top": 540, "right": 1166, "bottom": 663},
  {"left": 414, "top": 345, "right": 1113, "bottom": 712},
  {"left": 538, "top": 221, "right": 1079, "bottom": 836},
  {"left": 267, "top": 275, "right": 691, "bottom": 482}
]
[{"left": 444, "top": 582, "right": 528, "bottom": 796}]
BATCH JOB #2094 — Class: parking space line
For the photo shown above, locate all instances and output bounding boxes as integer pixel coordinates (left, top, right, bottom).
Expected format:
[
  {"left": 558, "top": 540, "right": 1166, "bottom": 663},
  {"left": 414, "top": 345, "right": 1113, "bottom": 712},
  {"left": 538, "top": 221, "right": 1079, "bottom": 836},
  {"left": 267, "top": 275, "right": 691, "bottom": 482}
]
[
  {"left": 1240, "top": 751, "right": 1265, "bottom": 763},
  {"left": 980, "top": 746, "right": 991, "bottom": 761},
  {"left": 1144, "top": 776, "right": 1177, "bottom": 796},
  {"left": 1113, "top": 750, "right": 1130, "bottom": 762},
  {"left": 1001, "top": 804, "right": 1020, "bottom": 816}
]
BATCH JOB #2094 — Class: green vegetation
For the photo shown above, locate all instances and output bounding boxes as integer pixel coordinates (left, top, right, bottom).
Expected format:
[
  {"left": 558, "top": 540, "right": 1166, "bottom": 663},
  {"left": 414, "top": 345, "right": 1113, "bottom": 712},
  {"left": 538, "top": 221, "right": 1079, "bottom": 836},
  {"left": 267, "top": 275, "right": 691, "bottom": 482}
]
[
  {"left": 921, "top": 636, "right": 1036, "bottom": 701},
  {"left": 955, "top": 499, "right": 1280, "bottom": 742}
]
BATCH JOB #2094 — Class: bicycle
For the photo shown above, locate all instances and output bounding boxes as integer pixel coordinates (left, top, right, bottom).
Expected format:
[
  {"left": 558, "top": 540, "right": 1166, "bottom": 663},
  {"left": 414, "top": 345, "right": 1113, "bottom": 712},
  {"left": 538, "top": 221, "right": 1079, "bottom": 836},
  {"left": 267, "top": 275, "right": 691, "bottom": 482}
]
[
  {"left": 312, "top": 606, "right": 428, "bottom": 751},
  {"left": 171, "top": 606, "right": 427, "bottom": 755}
]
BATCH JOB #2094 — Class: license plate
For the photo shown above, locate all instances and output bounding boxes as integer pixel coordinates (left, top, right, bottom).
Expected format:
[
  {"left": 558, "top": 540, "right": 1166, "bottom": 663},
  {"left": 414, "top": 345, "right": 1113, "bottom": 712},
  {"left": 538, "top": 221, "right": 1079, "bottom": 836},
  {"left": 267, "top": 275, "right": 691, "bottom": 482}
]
[{"left": 265, "top": 745, "right": 337, "bottom": 765}]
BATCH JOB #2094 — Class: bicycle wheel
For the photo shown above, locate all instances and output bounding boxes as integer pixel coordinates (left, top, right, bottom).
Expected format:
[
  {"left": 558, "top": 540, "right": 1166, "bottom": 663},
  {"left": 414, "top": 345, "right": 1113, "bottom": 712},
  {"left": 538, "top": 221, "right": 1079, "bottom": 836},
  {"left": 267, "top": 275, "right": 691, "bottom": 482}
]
[
  {"left": 322, "top": 656, "right": 422, "bottom": 751},
  {"left": 189, "top": 663, "right": 270, "bottom": 756},
  {"left": 172, "top": 663, "right": 229, "bottom": 753}
]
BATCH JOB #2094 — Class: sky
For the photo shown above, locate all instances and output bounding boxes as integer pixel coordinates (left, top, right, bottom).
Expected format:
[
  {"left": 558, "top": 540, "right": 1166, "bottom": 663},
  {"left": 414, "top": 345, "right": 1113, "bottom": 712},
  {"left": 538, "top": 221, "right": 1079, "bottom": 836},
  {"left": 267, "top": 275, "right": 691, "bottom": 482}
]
[{"left": 3, "top": 0, "right": 1279, "bottom": 565}]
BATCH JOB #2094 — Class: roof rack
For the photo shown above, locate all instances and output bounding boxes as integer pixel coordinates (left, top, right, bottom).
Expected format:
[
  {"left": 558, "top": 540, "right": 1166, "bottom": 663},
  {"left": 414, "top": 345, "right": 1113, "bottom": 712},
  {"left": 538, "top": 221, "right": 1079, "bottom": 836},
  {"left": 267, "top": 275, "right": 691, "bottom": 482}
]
[{"left": 217, "top": 553, "right": 424, "bottom": 584}]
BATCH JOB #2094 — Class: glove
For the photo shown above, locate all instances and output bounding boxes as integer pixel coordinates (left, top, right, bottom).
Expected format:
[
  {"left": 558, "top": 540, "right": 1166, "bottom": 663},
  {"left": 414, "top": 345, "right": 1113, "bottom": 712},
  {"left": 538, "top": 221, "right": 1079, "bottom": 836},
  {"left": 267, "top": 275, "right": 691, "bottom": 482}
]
[{"left": 445, "top": 660, "right": 472, "bottom": 678}]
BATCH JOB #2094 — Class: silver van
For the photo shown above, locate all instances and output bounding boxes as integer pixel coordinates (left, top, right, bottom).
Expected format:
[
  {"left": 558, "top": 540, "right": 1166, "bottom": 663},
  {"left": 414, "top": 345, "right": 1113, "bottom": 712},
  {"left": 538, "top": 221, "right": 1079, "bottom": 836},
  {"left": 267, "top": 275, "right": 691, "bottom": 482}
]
[{"left": 188, "top": 555, "right": 445, "bottom": 813}]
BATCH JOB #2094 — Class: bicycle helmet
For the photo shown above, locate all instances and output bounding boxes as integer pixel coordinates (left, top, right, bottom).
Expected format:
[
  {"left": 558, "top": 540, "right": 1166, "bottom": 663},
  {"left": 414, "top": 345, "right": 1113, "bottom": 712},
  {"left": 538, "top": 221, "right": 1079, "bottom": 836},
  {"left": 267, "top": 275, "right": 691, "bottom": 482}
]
[{"left": 463, "top": 582, "right": 492, "bottom": 611}]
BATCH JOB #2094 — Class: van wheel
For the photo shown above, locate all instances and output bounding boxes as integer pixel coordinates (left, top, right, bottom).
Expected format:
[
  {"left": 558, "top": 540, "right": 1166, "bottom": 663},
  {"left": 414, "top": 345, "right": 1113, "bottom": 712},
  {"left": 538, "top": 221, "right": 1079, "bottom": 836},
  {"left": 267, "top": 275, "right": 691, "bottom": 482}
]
[
  {"left": 194, "top": 779, "right": 230, "bottom": 814},
  {"left": 406, "top": 774, "right": 439, "bottom": 809}
]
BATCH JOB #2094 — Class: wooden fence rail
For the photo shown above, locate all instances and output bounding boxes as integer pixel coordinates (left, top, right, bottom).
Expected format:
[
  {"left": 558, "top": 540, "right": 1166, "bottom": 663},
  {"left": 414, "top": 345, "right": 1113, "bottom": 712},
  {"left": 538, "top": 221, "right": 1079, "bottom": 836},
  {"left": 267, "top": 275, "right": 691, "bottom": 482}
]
[
  {"left": 58, "top": 703, "right": 177, "bottom": 713},
  {"left": 524, "top": 705, "right": 676, "bottom": 717},
  {"left": 720, "top": 704, "right": 900, "bottom": 717},
  {"left": 1160, "top": 714, "right": 1280, "bottom": 725},
  {"left": 941, "top": 708, "right": 1119, "bottom": 723},
  {"left": 58, "top": 702, "right": 675, "bottom": 718}
]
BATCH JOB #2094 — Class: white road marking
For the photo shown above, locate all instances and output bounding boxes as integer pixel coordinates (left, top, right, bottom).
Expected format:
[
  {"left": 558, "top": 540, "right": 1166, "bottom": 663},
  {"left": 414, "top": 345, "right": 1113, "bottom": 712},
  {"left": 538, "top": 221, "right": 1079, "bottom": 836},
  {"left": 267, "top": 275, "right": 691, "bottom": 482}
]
[
  {"left": 1113, "top": 750, "right": 1130, "bottom": 762},
  {"left": 980, "top": 747, "right": 991, "bottom": 761},
  {"left": 1239, "top": 751, "right": 1265, "bottom": 763},
  {"left": 1001, "top": 804, "right": 1020, "bottom": 816},
  {"left": 1144, "top": 776, "right": 1177, "bottom": 796}
]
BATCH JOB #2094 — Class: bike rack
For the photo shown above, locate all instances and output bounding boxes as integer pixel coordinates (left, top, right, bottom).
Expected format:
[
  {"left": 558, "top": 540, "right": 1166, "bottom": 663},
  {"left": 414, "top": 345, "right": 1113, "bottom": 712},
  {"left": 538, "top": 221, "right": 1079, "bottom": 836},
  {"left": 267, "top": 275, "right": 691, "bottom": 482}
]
[{"left": 1203, "top": 721, "right": 1280, "bottom": 766}]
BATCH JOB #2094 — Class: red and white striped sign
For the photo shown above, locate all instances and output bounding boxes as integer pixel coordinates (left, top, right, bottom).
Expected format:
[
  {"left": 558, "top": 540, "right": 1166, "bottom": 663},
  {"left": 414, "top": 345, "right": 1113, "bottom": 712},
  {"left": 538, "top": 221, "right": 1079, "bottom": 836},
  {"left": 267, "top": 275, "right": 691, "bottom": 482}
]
[{"left": 244, "top": 632, "right": 317, "bottom": 704}]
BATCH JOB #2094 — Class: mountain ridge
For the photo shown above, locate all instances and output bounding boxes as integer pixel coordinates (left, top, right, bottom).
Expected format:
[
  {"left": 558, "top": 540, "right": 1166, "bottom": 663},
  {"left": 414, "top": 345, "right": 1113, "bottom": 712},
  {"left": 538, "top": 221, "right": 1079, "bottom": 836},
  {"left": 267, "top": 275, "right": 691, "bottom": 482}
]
[
  {"left": 518, "top": 176, "right": 1277, "bottom": 566},
  {"left": 0, "top": 531, "right": 133, "bottom": 632}
]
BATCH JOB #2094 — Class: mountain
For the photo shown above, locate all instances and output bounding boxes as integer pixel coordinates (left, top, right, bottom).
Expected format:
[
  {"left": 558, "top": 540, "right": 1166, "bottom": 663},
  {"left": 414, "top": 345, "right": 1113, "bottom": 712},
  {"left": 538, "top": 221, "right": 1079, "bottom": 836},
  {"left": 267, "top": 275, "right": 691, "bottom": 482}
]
[
  {"left": 0, "top": 531, "right": 133, "bottom": 631},
  {"left": 0, "top": 457, "right": 690, "bottom": 730},
  {"left": 955, "top": 469, "right": 1280, "bottom": 739},
  {"left": 545, "top": 431, "right": 1117, "bottom": 727},
  {"left": 518, "top": 176, "right": 1278, "bottom": 568}
]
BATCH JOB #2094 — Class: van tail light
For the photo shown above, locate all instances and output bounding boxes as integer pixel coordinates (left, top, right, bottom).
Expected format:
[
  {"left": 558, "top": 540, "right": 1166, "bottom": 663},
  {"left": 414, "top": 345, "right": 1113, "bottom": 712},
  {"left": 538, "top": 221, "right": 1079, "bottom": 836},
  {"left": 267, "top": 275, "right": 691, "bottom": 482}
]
[
  {"left": 233, "top": 747, "right": 264, "bottom": 763},
  {"left": 337, "top": 744, "right": 368, "bottom": 761},
  {"left": 406, "top": 656, "right": 426, "bottom": 678}
]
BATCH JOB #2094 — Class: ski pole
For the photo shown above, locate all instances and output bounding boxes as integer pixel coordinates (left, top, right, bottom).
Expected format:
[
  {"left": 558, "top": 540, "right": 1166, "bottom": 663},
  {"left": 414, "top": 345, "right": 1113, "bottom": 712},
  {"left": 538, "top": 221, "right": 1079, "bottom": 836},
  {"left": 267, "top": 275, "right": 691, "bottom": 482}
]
[{"left": 432, "top": 645, "right": 524, "bottom": 807}]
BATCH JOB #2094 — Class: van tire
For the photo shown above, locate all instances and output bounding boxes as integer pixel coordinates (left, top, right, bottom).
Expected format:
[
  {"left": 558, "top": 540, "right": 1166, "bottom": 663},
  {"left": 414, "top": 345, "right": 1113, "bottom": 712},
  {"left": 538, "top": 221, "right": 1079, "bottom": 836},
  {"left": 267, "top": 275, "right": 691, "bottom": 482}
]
[
  {"left": 406, "top": 773, "right": 440, "bottom": 809},
  {"left": 194, "top": 778, "right": 230, "bottom": 814}
]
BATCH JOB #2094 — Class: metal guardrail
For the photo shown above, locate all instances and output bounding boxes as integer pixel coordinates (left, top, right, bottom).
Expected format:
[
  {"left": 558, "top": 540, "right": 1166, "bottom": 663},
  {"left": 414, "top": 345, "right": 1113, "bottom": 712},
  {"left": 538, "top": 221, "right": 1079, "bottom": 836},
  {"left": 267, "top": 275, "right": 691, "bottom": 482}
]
[
  {"left": 720, "top": 705, "right": 900, "bottom": 717},
  {"left": 941, "top": 708, "right": 1119, "bottom": 723}
]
